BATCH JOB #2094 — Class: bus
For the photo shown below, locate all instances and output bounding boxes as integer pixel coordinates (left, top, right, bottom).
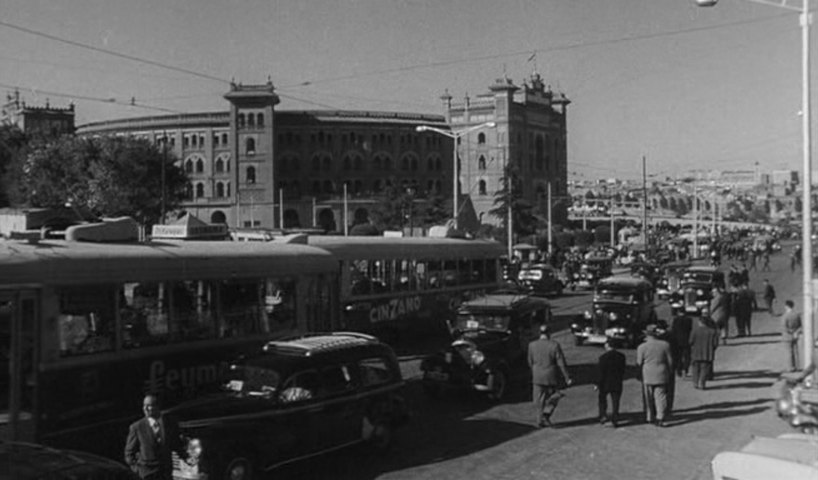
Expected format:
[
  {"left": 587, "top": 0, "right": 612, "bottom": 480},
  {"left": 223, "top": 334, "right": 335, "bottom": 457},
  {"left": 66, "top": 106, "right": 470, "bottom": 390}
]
[
  {"left": 0, "top": 235, "right": 339, "bottom": 456},
  {"left": 307, "top": 236, "right": 504, "bottom": 344}
]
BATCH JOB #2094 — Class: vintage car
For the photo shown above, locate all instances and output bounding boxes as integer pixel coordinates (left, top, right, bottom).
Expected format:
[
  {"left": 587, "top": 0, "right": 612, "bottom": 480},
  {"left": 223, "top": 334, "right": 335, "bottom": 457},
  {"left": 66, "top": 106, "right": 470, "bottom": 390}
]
[
  {"left": 573, "top": 256, "right": 614, "bottom": 290},
  {"left": 668, "top": 265, "right": 725, "bottom": 316},
  {"left": 3, "top": 441, "right": 135, "bottom": 479},
  {"left": 655, "top": 260, "right": 692, "bottom": 299},
  {"left": 571, "top": 275, "right": 657, "bottom": 348},
  {"left": 711, "top": 434, "right": 818, "bottom": 480},
  {"left": 168, "top": 332, "right": 408, "bottom": 480},
  {"left": 517, "top": 263, "right": 565, "bottom": 297},
  {"left": 420, "top": 293, "right": 552, "bottom": 401}
]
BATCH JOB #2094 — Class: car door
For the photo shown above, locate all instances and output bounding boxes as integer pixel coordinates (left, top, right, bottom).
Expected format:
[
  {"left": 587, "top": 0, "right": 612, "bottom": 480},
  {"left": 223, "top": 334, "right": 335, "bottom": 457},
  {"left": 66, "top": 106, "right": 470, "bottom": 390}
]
[{"left": 311, "top": 363, "right": 360, "bottom": 452}]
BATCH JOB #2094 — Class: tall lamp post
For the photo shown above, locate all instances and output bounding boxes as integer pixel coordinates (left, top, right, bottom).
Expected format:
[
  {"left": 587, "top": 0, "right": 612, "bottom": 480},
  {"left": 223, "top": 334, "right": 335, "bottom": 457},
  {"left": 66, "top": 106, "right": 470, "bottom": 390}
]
[
  {"left": 416, "top": 122, "right": 496, "bottom": 229},
  {"left": 697, "top": 0, "right": 813, "bottom": 376}
]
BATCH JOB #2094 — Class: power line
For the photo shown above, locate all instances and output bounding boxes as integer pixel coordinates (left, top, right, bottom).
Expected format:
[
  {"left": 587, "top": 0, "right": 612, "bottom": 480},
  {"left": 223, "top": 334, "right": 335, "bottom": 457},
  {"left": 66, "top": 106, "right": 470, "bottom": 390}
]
[
  {"left": 0, "top": 20, "right": 229, "bottom": 85},
  {"left": 0, "top": 81, "right": 183, "bottom": 113},
  {"left": 277, "top": 12, "right": 791, "bottom": 90}
]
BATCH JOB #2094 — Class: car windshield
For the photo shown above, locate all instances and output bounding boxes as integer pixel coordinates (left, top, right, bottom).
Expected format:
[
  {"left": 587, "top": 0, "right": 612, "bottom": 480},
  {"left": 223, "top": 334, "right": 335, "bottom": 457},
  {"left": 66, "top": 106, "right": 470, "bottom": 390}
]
[
  {"left": 519, "top": 269, "right": 545, "bottom": 280},
  {"left": 454, "top": 312, "right": 511, "bottom": 331},
  {"left": 222, "top": 364, "right": 282, "bottom": 398},
  {"left": 595, "top": 290, "right": 635, "bottom": 302},
  {"left": 683, "top": 272, "right": 713, "bottom": 283}
]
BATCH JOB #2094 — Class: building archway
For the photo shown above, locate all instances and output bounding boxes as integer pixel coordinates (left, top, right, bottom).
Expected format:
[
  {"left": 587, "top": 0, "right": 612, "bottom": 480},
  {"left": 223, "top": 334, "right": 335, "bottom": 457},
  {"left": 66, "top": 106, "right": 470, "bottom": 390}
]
[
  {"left": 318, "top": 208, "right": 336, "bottom": 232},
  {"left": 283, "top": 209, "right": 301, "bottom": 228},
  {"left": 211, "top": 211, "right": 227, "bottom": 224}
]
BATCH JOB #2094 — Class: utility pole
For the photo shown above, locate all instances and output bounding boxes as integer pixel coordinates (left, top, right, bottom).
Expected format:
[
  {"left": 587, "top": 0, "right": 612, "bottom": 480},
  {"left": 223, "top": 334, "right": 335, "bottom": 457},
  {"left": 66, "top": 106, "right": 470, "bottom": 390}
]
[
  {"left": 642, "top": 156, "right": 648, "bottom": 252},
  {"left": 547, "top": 182, "right": 553, "bottom": 257}
]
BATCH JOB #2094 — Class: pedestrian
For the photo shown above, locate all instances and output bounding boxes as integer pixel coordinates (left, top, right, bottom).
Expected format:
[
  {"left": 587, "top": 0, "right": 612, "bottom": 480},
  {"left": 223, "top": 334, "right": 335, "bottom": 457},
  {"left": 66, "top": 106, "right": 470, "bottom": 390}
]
[
  {"left": 636, "top": 324, "right": 674, "bottom": 427},
  {"left": 780, "top": 300, "right": 802, "bottom": 372},
  {"left": 125, "top": 394, "right": 183, "bottom": 480},
  {"left": 710, "top": 285, "right": 730, "bottom": 345},
  {"left": 760, "top": 250, "right": 771, "bottom": 271},
  {"left": 733, "top": 283, "right": 756, "bottom": 337},
  {"left": 669, "top": 314, "right": 692, "bottom": 377},
  {"left": 689, "top": 314, "right": 720, "bottom": 389},
  {"left": 528, "top": 324, "right": 573, "bottom": 428},
  {"left": 762, "top": 279, "right": 776, "bottom": 314},
  {"left": 595, "top": 338, "right": 626, "bottom": 428}
]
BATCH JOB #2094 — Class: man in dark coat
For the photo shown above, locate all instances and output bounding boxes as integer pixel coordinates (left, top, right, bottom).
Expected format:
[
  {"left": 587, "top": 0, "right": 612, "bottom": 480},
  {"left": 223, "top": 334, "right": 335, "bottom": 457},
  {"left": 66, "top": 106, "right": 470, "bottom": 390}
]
[
  {"left": 710, "top": 285, "right": 730, "bottom": 345},
  {"left": 669, "top": 315, "right": 692, "bottom": 378},
  {"left": 595, "top": 339, "right": 626, "bottom": 427},
  {"left": 762, "top": 279, "right": 776, "bottom": 314},
  {"left": 733, "top": 283, "right": 756, "bottom": 337},
  {"left": 689, "top": 315, "right": 719, "bottom": 389},
  {"left": 528, "top": 324, "right": 572, "bottom": 428},
  {"left": 125, "top": 394, "right": 184, "bottom": 480}
]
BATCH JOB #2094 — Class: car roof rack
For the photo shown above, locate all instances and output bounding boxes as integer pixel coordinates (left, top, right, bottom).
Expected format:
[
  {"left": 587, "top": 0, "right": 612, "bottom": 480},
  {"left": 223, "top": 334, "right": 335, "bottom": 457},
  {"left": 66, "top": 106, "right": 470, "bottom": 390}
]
[{"left": 263, "top": 331, "right": 378, "bottom": 356}]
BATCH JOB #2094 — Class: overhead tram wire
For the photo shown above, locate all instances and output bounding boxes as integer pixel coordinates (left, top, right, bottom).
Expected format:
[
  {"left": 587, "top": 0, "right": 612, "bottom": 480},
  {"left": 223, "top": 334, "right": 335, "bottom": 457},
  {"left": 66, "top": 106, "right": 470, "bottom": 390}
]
[
  {"left": 276, "top": 12, "right": 792, "bottom": 90},
  {"left": 0, "top": 81, "right": 184, "bottom": 114},
  {"left": 0, "top": 20, "right": 229, "bottom": 85}
]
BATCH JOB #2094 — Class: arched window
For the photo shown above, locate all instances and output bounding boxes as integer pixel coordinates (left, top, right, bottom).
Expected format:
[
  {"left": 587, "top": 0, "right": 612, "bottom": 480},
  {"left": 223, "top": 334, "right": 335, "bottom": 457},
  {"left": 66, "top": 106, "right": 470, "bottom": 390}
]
[
  {"left": 479, "top": 180, "right": 487, "bottom": 195},
  {"left": 215, "top": 182, "right": 225, "bottom": 198},
  {"left": 246, "top": 137, "right": 256, "bottom": 155},
  {"left": 246, "top": 166, "right": 256, "bottom": 184},
  {"left": 402, "top": 157, "right": 409, "bottom": 171},
  {"left": 384, "top": 157, "right": 392, "bottom": 171},
  {"left": 373, "top": 156, "right": 382, "bottom": 170},
  {"left": 323, "top": 156, "right": 331, "bottom": 171},
  {"left": 258, "top": 113, "right": 264, "bottom": 127},
  {"left": 226, "top": 182, "right": 231, "bottom": 196},
  {"left": 323, "top": 180, "right": 334, "bottom": 193},
  {"left": 435, "top": 180, "right": 442, "bottom": 193},
  {"left": 185, "top": 159, "right": 193, "bottom": 173},
  {"left": 478, "top": 155, "right": 486, "bottom": 170},
  {"left": 291, "top": 181, "right": 301, "bottom": 197},
  {"left": 215, "top": 158, "right": 225, "bottom": 173},
  {"left": 535, "top": 136, "right": 544, "bottom": 171},
  {"left": 196, "top": 158, "right": 204, "bottom": 173},
  {"left": 312, "top": 181, "right": 321, "bottom": 194},
  {"left": 436, "top": 158, "right": 442, "bottom": 171},
  {"left": 427, "top": 180, "right": 434, "bottom": 192},
  {"left": 238, "top": 113, "right": 245, "bottom": 128},
  {"left": 354, "top": 180, "right": 363, "bottom": 194},
  {"left": 312, "top": 156, "right": 320, "bottom": 171},
  {"left": 343, "top": 156, "right": 351, "bottom": 171},
  {"left": 247, "top": 113, "right": 255, "bottom": 127},
  {"left": 195, "top": 183, "right": 205, "bottom": 198},
  {"left": 185, "top": 183, "right": 193, "bottom": 199},
  {"left": 411, "top": 158, "right": 418, "bottom": 171},
  {"left": 373, "top": 180, "right": 382, "bottom": 193},
  {"left": 354, "top": 156, "right": 363, "bottom": 171},
  {"left": 427, "top": 157, "right": 434, "bottom": 171},
  {"left": 478, "top": 132, "right": 486, "bottom": 144}
]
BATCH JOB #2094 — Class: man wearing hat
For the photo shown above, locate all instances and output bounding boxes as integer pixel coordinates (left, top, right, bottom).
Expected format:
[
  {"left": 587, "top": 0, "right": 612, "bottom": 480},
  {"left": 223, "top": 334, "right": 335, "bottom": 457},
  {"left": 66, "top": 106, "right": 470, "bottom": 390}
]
[
  {"left": 636, "top": 324, "right": 674, "bottom": 427},
  {"left": 528, "top": 324, "right": 573, "bottom": 428}
]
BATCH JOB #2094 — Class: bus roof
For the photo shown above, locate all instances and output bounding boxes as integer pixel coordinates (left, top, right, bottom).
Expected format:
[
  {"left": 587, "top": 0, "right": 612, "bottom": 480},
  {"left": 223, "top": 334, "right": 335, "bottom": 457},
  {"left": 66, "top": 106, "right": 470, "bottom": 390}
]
[
  {"left": 0, "top": 239, "right": 337, "bottom": 286},
  {"left": 306, "top": 236, "right": 505, "bottom": 261}
]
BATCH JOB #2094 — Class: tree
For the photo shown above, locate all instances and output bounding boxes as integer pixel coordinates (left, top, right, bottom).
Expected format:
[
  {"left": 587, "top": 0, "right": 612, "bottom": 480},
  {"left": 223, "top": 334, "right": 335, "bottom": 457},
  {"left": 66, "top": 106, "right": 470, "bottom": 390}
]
[
  {"left": 0, "top": 124, "right": 28, "bottom": 207},
  {"left": 420, "top": 194, "right": 450, "bottom": 227},
  {"left": 370, "top": 180, "right": 415, "bottom": 231},
  {"left": 489, "top": 163, "right": 537, "bottom": 238},
  {"left": 15, "top": 136, "right": 188, "bottom": 225}
]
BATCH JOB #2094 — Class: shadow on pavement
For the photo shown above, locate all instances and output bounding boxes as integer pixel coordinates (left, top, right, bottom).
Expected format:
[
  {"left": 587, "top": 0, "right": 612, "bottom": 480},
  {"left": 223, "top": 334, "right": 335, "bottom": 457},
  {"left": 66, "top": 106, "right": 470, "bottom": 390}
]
[
  {"left": 704, "top": 381, "right": 775, "bottom": 390},
  {"left": 712, "top": 369, "right": 780, "bottom": 381}
]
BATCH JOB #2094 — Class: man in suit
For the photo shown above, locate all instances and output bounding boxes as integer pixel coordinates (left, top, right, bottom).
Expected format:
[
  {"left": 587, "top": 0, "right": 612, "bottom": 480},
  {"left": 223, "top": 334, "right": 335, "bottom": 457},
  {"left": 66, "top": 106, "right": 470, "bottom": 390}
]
[
  {"left": 762, "top": 279, "right": 776, "bottom": 314},
  {"left": 733, "top": 283, "right": 756, "bottom": 337},
  {"left": 596, "top": 339, "right": 626, "bottom": 428},
  {"left": 669, "top": 314, "right": 692, "bottom": 378},
  {"left": 709, "top": 285, "right": 730, "bottom": 345},
  {"left": 780, "top": 300, "right": 803, "bottom": 372},
  {"left": 528, "top": 324, "right": 572, "bottom": 428},
  {"left": 125, "top": 394, "right": 183, "bottom": 480},
  {"left": 636, "top": 324, "right": 674, "bottom": 427},
  {"left": 689, "top": 314, "right": 719, "bottom": 389}
]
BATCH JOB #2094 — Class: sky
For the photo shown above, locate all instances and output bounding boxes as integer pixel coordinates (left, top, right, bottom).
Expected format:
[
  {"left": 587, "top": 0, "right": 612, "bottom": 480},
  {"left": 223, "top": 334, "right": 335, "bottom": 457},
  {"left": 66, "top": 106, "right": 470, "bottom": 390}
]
[{"left": 0, "top": 0, "right": 811, "bottom": 180}]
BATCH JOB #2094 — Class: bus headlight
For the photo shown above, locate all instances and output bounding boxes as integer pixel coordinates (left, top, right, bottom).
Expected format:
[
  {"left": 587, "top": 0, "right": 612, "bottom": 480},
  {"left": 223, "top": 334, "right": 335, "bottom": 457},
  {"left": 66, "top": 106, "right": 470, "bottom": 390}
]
[
  {"left": 608, "top": 312, "right": 618, "bottom": 321},
  {"left": 583, "top": 310, "right": 592, "bottom": 320}
]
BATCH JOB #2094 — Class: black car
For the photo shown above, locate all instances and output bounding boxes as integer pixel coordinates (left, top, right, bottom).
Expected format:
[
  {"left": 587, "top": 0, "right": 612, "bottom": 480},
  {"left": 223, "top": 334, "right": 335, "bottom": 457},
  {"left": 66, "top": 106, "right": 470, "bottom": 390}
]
[
  {"left": 3, "top": 441, "right": 135, "bottom": 479},
  {"left": 574, "top": 256, "right": 614, "bottom": 289},
  {"left": 669, "top": 265, "right": 725, "bottom": 316},
  {"left": 168, "top": 332, "right": 408, "bottom": 480},
  {"left": 655, "top": 260, "right": 692, "bottom": 299},
  {"left": 420, "top": 293, "right": 552, "bottom": 401},
  {"left": 571, "top": 275, "right": 657, "bottom": 348},
  {"left": 629, "top": 261, "right": 660, "bottom": 286},
  {"left": 517, "top": 263, "right": 566, "bottom": 297}
]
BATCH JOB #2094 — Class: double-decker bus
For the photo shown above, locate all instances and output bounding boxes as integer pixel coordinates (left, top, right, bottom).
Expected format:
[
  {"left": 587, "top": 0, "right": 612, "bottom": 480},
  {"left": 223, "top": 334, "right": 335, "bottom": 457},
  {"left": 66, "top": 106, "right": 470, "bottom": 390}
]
[
  {"left": 307, "top": 236, "right": 504, "bottom": 344},
  {"left": 0, "top": 235, "right": 338, "bottom": 456}
]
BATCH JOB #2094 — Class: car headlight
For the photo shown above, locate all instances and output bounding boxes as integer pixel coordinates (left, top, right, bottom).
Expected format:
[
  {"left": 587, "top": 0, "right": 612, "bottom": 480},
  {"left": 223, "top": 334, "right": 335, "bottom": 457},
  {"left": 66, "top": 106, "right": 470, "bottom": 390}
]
[
  {"left": 470, "top": 350, "right": 485, "bottom": 366},
  {"left": 583, "top": 311, "right": 593, "bottom": 320},
  {"left": 608, "top": 312, "right": 618, "bottom": 321},
  {"left": 697, "top": 289, "right": 704, "bottom": 296}
]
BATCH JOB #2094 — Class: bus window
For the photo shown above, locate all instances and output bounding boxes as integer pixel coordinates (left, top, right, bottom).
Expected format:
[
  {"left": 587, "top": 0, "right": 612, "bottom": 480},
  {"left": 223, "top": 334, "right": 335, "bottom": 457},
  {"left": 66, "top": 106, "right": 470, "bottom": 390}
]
[
  {"left": 57, "top": 286, "right": 116, "bottom": 356},
  {"left": 262, "top": 279, "right": 296, "bottom": 332},
  {"left": 367, "top": 261, "right": 388, "bottom": 294},
  {"left": 443, "top": 260, "right": 458, "bottom": 287},
  {"left": 120, "top": 282, "right": 169, "bottom": 348},
  {"left": 221, "top": 278, "right": 297, "bottom": 337},
  {"left": 415, "top": 261, "right": 428, "bottom": 290},
  {"left": 428, "top": 261, "right": 442, "bottom": 289},
  {"left": 397, "top": 260, "right": 416, "bottom": 290},
  {"left": 170, "top": 281, "right": 217, "bottom": 342},
  {"left": 350, "top": 262, "right": 371, "bottom": 296},
  {"left": 459, "top": 259, "right": 478, "bottom": 284},
  {"left": 485, "top": 258, "right": 498, "bottom": 283}
]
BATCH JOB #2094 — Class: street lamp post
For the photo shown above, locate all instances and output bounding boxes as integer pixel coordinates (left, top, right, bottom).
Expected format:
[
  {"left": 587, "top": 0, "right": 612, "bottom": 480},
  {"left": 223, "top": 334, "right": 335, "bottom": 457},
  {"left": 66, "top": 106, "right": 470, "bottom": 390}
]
[
  {"left": 416, "top": 122, "right": 496, "bottom": 230},
  {"left": 697, "top": 0, "right": 813, "bottom": 376}
]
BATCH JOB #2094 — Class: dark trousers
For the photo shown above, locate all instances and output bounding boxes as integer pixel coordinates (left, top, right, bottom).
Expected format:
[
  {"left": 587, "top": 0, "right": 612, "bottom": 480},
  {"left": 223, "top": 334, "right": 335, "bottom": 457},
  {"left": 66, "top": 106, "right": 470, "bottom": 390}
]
[
  {"left": 675, "top": 346, "right": 691, "bottom": 377},
  {"left": 691, "top": 360, "right": 713, "bottom": 389},
  {"left": 597, "top": 389, "right": 622, "bottom": 423}
]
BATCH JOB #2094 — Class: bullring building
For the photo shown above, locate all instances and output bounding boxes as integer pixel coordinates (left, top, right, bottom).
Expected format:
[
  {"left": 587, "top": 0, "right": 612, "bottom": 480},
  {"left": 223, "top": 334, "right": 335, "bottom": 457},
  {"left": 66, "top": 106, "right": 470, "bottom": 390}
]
[{"left": 76, "top": 74, "right": 569, "bottom": 231}]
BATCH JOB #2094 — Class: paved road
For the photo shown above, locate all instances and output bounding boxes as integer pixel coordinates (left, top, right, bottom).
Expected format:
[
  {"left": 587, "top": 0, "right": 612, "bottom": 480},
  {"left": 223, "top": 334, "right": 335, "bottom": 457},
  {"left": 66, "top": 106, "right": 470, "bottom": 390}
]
[{"left": 276, "top": 246, "right": 802, "bottom": 480}]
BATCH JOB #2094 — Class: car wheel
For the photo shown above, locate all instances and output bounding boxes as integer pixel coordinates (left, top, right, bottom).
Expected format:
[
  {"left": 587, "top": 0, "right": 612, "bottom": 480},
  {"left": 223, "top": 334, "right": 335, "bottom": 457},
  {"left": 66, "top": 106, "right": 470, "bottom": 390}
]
[
  {"left": 486, "top": 368, "right": 508, "bottom": 401},
  {"left": 223, "top": 456, "right": 253, "bottom": 480}
]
